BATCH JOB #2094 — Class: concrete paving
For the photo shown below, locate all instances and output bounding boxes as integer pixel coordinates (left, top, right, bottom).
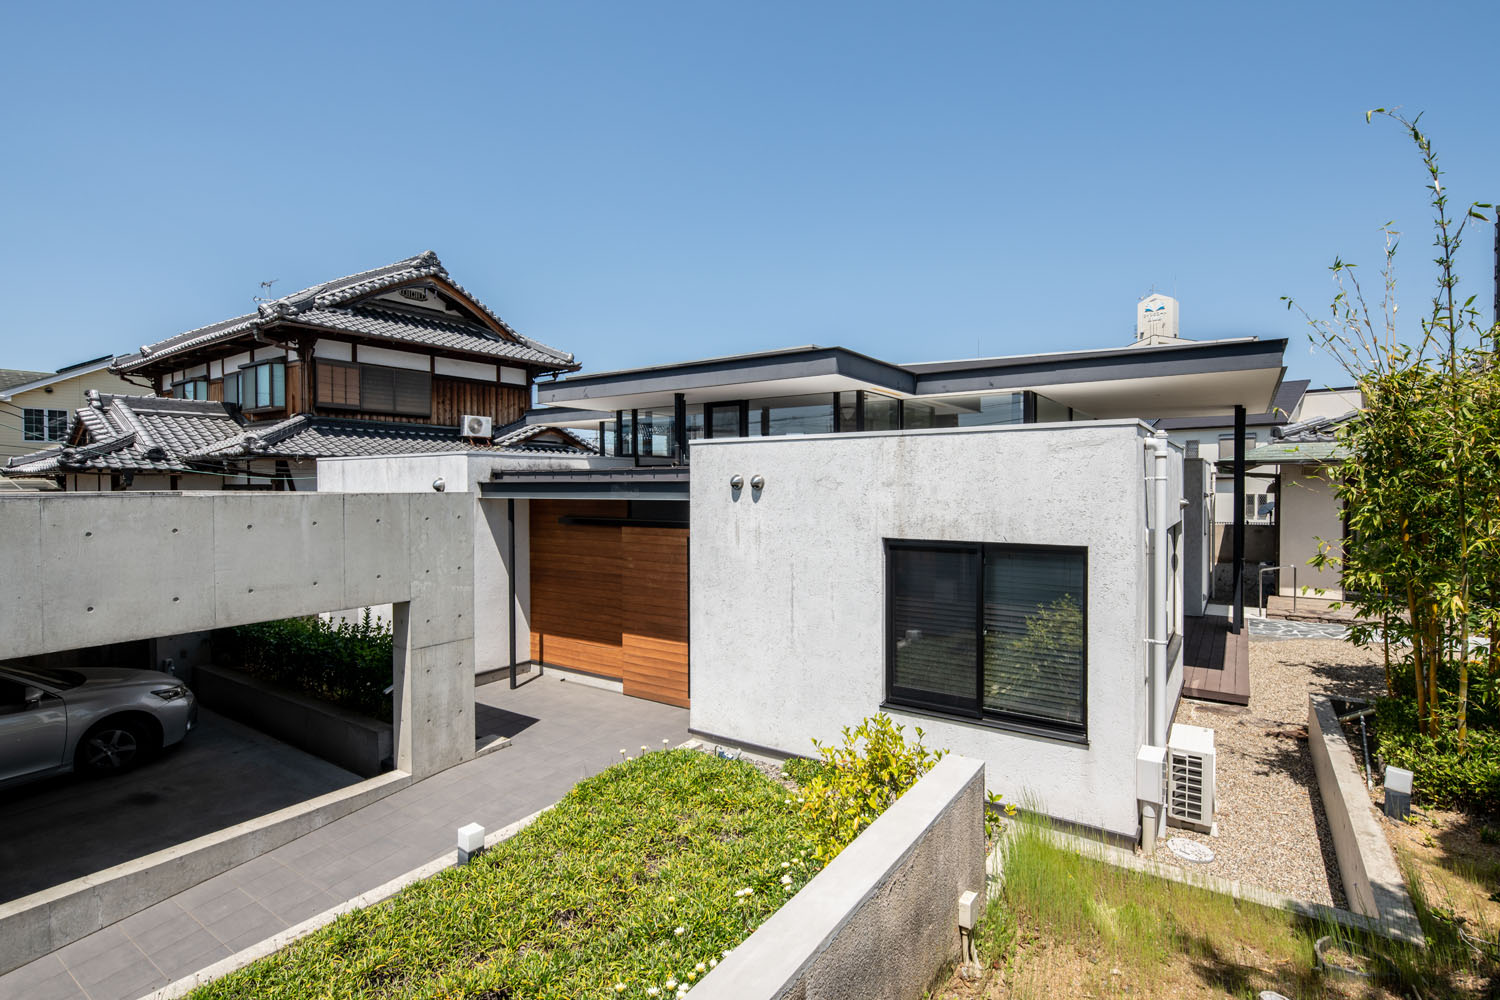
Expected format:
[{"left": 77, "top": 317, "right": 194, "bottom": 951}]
[
  {"left": 0, "top": 709, "right": 361, "bottom": 903},
  {"left": 0, "top": 675, "right": 689, "bottom": 1000}
]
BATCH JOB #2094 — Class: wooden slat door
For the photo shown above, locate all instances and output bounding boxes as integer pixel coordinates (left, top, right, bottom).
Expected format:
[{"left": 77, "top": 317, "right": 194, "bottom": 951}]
[
  {"left": 620, "top": 526, "right": 690, "bottom": 707},
  {"left": 529, "top": 500, "right": 626, "bottom": 678}
]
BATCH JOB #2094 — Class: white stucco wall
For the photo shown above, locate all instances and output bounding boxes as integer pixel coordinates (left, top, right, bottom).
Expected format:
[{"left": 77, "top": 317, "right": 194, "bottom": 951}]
[
  {"left": 1279, "top": 465, "right": 1344, "bottom": 598},
  {"left": 689, "top": 421, "right": 1167, "bottom": 840}
]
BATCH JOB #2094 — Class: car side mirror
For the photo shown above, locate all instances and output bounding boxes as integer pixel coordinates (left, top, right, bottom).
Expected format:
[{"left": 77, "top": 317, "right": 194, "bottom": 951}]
[{"left": 22, "top": 686, "right": 44, "bottom": 707}]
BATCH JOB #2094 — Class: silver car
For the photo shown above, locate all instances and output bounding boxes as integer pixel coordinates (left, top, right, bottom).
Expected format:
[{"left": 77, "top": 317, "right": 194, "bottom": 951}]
[{"left": 0, "top": 664, "right": 197, "bottom": 788}]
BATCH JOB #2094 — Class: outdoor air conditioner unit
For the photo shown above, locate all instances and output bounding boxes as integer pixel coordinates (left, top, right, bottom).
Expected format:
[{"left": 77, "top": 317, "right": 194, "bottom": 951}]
[
  {"left": 462, "top": 414, "right": 493, "bottom": 439},
  {"left": 1166, "top": 723, "right": 1216, "bottom": 832}
]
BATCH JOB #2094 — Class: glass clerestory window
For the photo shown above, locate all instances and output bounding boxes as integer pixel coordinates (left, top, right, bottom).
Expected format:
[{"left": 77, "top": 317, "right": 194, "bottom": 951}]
[{"left": 886, "top": 540, "right": 1087, "bottom": 739}]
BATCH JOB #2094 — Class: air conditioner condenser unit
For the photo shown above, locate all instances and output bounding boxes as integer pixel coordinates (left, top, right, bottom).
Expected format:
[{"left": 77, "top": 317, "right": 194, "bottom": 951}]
[
  {"left": 462, "top": 414, "right": 493, "bottom": 440},
  {"left": 1166, "top": 723, "right": 1216, "bottom": 833}
]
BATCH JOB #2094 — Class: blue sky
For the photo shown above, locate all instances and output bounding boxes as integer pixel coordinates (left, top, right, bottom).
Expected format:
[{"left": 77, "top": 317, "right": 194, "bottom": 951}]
[{"left": 2, "top": 2, "right": 1496, "bottom": 392}]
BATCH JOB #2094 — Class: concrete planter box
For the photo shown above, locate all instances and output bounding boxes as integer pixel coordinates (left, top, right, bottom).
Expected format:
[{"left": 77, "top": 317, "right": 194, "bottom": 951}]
[
  {"left": 194, "top": 665, "right": 393, "bottom": 778},
  {"left": 692, "top": 754, "right": 987, "bottom": 1000},
  {"left": 1307, "top": 695, "right": 1424, "bottom": 945}
]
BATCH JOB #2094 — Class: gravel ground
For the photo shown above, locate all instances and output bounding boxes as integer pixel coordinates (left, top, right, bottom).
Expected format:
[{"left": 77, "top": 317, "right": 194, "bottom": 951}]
[{"left": 1170, "top": 637, "right": 1387, "bottom": 906}]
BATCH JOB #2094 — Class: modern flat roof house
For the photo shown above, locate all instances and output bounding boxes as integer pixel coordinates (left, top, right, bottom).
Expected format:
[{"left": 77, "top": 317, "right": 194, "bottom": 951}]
[
  {"left": 320, "top": 309, "right": 1289, "bottom": 846},
  {"left": 3, "top": 252, "right": 590, "bottom": 490}
]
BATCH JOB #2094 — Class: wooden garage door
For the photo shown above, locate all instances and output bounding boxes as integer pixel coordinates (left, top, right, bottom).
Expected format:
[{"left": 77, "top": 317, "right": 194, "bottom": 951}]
[
  {"left": 620, "top": 525, "right": 689, "bottom": 708},
  {"left": 528, "top": 500, "right": 689, "bottom": 708}
]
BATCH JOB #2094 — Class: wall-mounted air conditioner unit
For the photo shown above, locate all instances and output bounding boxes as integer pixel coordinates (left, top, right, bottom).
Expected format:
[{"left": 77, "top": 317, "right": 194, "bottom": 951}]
[
  {"left": 462, "top": 414, "right": 493, "bottom": 440},
  {"left": 1167, "top": 723, "right": 1216, "bottom": 832}
]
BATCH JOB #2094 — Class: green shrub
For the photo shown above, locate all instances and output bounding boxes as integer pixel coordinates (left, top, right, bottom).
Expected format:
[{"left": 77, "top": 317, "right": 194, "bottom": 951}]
[
  {"left": 779, "top": 756, "right": 827, "bottom": 787},
  {"left": 214, "top": 611, "right": 394, "bottom": 722},
  {"left": 1375, "top": 697, "right": 1500, "bottom": 813},
  {"left": 793, "top": 713, "right": 946, "bottom": 862}
]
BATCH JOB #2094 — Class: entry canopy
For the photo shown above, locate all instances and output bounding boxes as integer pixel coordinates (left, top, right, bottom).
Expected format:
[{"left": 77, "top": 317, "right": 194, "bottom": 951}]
[{"left": 536, "top": 338, "right": 1288, "bottom": 420}]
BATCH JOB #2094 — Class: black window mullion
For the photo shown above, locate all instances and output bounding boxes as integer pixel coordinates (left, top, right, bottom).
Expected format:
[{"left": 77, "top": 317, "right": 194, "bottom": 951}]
[{"left": 975, "top": 547, "right": 986, "bottom": 716}]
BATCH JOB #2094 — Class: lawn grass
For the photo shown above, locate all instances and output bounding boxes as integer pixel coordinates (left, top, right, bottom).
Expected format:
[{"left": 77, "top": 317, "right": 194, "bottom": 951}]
[
  {"left": 958, "top": 814, "right": 1495, "bottom": 999},
  {"left": 188, "top": 749, "right": 816, "bottom": 1000}
]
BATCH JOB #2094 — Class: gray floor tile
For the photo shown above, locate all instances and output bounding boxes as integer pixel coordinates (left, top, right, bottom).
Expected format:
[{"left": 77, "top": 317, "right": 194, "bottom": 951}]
[
  {"left": 149, "top": 931, "right": 233, "bottom": 981},
  {"left": 0, "top": 955, "right": 82, "bottom": 1000}
]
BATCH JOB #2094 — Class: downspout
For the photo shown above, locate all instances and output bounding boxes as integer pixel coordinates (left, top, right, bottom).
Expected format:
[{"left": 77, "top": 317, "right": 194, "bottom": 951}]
[{"left": 1140, "top": 431, "right": 1172, "bottom": 853}]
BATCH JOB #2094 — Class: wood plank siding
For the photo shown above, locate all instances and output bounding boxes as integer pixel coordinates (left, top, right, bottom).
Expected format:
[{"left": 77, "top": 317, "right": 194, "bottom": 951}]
[
  {"left": 528, "top": 500, "right": 690, "bottom": 708},
  {"left": 310, "top": 365, "right": 528, "bottom": 427}
]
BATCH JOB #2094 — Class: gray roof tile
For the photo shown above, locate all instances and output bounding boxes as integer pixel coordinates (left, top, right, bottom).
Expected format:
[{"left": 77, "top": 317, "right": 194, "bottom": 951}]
[{"left": 116, "top": 251, "right": 575, "bottom": 373}]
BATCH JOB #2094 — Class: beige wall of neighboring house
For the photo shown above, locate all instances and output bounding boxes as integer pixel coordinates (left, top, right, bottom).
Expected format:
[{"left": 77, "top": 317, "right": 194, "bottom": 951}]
[
  {"left": 1279, "top": 464, "right": 1344, "bottom": 598},
  {"left": 0, "top": 364, "right": 147, "bottom": 466}
]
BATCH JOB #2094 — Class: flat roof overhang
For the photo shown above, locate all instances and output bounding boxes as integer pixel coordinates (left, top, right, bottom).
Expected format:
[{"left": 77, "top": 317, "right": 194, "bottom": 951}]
[
  {"left": 908, "top": 338, "right": 1288, "bottom": 419},
  {"left": 479, "top": 467, "right": 690, "bottom": 501},
  {"left": 536, "top": 346, "right": 915, "bottom": 412}
]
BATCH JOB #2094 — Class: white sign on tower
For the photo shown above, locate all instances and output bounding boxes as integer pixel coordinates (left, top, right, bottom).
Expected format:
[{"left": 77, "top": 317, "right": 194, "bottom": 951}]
[{"left": 1136, "top": 294, "right": 1181, "bottom": 344}]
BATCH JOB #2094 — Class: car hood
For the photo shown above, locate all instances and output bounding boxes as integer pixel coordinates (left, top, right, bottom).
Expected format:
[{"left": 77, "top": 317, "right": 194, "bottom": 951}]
[{"left": 72, "top": 667, "right": 181, "bottom": 690}]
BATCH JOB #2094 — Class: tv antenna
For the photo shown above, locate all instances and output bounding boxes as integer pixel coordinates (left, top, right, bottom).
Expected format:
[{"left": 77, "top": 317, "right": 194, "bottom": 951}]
[{"left": 253, "top": 279, "right": 279, "bottom": 304}]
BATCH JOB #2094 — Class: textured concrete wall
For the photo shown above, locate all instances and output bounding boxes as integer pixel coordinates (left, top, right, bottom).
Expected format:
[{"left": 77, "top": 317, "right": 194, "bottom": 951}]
[
  {"left": 0, "top": 490, "right": 474, "bottom": 780},
  {"left": 692, "top": 755, "right": 986, "bottom": 1000},
  {"left": 690, "top": 422, "right": 1158, "bottom": 839},
  {"left": 1307, "top": 697, "right": 1423, "bottom": 943}
]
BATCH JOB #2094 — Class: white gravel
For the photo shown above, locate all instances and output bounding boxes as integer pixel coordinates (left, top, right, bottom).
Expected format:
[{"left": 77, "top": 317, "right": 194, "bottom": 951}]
[{"left": 1171, "top": 637, "right": 1387, "bottom": 906}]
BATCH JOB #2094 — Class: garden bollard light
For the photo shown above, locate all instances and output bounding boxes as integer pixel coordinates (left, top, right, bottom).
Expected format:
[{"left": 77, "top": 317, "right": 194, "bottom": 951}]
[
  {"left": 457, "top": 822, "right": 485, "bottom": 865},
  {"left": 1384, "top": 766, "right": 1413, "bottom": 821}
]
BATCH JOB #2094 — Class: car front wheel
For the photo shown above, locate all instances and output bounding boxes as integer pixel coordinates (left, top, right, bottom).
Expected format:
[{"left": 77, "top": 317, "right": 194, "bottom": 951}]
[{"left": 77, "top": 719, "right": 151, "bottom": 775}]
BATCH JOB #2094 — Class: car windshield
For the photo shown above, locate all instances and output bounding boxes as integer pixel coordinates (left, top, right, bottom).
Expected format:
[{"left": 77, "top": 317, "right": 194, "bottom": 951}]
[{"left": 4, "top": 665, "right": 86, "bottom": 690}]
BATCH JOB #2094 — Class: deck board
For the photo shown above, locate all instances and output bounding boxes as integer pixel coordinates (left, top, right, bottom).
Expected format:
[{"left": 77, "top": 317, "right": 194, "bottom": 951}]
[{"left": 1180, "top": 615, "right": 1250, "bottom": 706}]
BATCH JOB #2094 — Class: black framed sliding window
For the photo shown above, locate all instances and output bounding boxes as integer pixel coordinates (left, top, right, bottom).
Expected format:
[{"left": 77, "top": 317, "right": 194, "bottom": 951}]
[{"left": 885, "top": 540, "right": 1088, "bottom": 741}]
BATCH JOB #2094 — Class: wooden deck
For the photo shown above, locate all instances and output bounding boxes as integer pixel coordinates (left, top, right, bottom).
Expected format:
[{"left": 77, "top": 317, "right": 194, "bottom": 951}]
[{"left": 1181, "top": 614, "right": 1250, "bottom": 706}]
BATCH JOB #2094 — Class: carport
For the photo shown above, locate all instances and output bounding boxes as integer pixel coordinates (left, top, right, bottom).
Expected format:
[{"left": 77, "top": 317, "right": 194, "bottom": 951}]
[{"left": 0, "top": 490, "right": 478, "bottom": 974}]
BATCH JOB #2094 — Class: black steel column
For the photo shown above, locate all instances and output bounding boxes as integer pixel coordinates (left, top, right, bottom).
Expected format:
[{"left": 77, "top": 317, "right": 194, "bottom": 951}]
[
  {"left": 673, "top": 393, "right": 687, "bottom": 462},
  {"left": 1232, "top": 405, "right": 1246, "bottom": 633}
]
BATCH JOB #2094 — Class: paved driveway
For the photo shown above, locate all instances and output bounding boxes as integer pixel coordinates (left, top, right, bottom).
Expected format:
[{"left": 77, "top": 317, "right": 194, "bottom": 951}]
[
  {"left": 0, "top": 674, "right": 690, "bottom": 1000},
  {"left": 0, "top": 708, "right": 361, "bottom": 904}
]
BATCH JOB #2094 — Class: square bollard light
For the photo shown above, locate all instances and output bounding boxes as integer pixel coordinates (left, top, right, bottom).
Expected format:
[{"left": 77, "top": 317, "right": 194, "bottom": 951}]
[
  {"left": 457, "top": 822, "right": 486, "bottom": 865},
  {"left": 1385, "top": 766, "right": 1413, "bottom": 821}
]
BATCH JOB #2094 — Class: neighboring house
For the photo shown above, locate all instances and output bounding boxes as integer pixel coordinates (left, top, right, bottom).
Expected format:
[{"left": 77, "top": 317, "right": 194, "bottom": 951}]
[
  {"left": 1238, "top": 405, "right": 1357, "bottom": 600},
  {"left": 0, "top": 356, "right": 146, "bottom": 488},
  {"left": 3, "top": 252, "right": 590, "bottom": 489},
  {"left": 319, "top": 328, "right": 1289, "bottom": 846}
]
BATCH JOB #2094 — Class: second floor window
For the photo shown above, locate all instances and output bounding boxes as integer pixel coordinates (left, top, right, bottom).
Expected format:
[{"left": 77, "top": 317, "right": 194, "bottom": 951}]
[
  {"left": 173, "top": 379, "right": 209, "bottom": 400},
  {"left": 241, "top": 362, "right": 286, "bottom": 410},
  {"left": 24, "top": 408, "right": 70, "bottom": 442}
]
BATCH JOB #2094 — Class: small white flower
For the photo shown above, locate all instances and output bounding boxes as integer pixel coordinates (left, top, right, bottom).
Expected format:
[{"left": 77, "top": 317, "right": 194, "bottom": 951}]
[
  {"left": 620, "top": 749, "right": 628, "bottom": 755},
  {"left": 694, "top": 963, "right": 706, "bottom": 972},
  {"left": 674, "top": 926, "right": 685, "bottom": 936},
  {"left": 666, "top": 895, "right": 676, "bottom": 903},
  {"left": 780, "top": 874, "right": 792, "bottom": 885},
  {"left": 647, "top": 989, "right": 660, "bottom": 997},
  {"left": 665, "top": 979, "right": 678, "bottom": 989},
  {"left": 615, "top": 985, "right": 626, "bottom": 993},
  {"left": 709, "top": 958, "right": 718, "bottom": 968},
  {"left": 662, "top": 738, "right": 670, "bottom": 745},
  {"left": 641, "top": 745, "right": 649, "bottom": 752},
  {"left": 722, "top": 949, "right": 732, "bottom": 958},
  {"left": 687, "top": 971, "right": 697, "bottom": 980},
  {"left": 781, "top": 861, "right": 791, "bottom": 868}
]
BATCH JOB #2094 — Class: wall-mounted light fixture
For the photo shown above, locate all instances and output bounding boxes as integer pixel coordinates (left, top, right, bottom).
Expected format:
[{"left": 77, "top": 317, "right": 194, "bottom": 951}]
[
  {"left": 729, "top": 474, "right": 744, "bottom": 490},
  {"left": 432, "top": 477, "right": 446, "bottom": 492},
  {"left": 750, "top": 474, "right": 765, "bottom": 491}
]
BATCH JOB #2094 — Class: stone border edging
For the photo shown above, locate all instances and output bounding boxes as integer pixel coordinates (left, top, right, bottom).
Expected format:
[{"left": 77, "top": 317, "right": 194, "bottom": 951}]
[
  {"left": 689, "top": 754, "right": 987, "bottom": 1000},
  {"left": 1307, "top": 695, "right": 1424, "bottom": 945},
  {"left": 136, "top": 806, "right": 553, "bottom": 1000}
]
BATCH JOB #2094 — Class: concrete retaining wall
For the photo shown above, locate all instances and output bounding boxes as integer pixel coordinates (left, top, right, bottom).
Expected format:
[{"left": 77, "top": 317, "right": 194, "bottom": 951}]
[
  {"left": 691, "top": 754, "right": 987, "bottom": 1000},
  {"left": 0, "top": 771, "right": 409, "bottom": 977},
  {"left": 193, "top": 665, "right": 393, "bottom": 778},
  {"left": 1307, "top": 696, "right": 1424, "bottom": 944}
]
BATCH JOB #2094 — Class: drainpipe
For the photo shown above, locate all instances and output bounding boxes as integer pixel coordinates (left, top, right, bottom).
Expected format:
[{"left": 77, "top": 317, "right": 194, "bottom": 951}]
[{"left": 1140, "top": 431, "right": 1173, "bottom": 852}]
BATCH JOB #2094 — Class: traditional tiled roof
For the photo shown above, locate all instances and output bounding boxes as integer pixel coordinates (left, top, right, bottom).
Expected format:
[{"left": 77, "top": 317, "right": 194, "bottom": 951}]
[
  {"left": 3, "top": 393, "right": 594, "bottom": 477},
  {"left": 114, "top": 251, "right": 576, "bottom": 374},
  {"left": 192, "top": 416, "right": 594, "bottom": 460},
  {"left": 3, "top": 393, "right": 245, "bottom": 475},
  {"left": 1239, "top": 409, "right": 1357, "bottom": 465}
]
